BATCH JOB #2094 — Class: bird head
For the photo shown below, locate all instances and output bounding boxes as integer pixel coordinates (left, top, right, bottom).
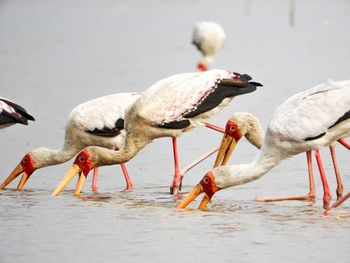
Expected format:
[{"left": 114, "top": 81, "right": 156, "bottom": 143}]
[
  {"left": 213, "top": 120, "right": 242, "bottom": 167},
  {"left": 177, "top": 119, "right": 241, "bottom": 210},
  {"left": 52, "top": 149, "right": 94, "bottom": 196},
  {"left": 0, "top": 153, "right": 37, "bottom": 190},
  {"left": 176, "top": 171, "right": 221, "bottom": 210}
]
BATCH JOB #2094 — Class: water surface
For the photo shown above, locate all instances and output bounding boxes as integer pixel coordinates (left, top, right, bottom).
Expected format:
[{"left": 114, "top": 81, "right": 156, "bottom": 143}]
[{"left": 1, "top": 0, "right": 350, "bottom": 262}]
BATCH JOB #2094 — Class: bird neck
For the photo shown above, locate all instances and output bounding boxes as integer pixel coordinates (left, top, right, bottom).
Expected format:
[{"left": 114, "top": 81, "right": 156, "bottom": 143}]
[
  {"left": 197, "top": 56, "right": 214, "bottom": 71},
  {"left": 245, "top": 120, "right": 265, "bottom": 150},
  {"left": 32, "top": 146, "right": 80, "bottom": 168},
  {"left": 92, "top": 136, "right": 151, "bottom": 167},
  {"left": 214, "top": 144, "right": 283, "bottom": 189}
]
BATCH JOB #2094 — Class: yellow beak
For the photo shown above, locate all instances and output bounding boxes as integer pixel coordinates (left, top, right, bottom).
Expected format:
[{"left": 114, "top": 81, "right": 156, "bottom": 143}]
[
  {"left": 0, "top": 164, "right": 25, "bottom": 190},
  {"left": 176, "top": 184, "right": 204, "bottom": 209},
  {"left": 52, "top": 164, "right": 85, "bottom": 196},
  {"left": 176, "top": 171, "right": 220, "bottom": 210},
  {"left": 213, "top": 133, "right": 238, "bottom": 168},
  {"left": 17, "top": 171, "right": 30, "bottom": 190}
]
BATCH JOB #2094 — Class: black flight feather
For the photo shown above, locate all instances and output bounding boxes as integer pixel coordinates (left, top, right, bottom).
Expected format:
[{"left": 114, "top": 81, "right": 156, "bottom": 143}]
[
  {"left": 305, "top": 109, "right": 350, "bottom": 141},
  {"left": 158, "top": 74, "right": 262, "bottom": 129},
  {"left": 0, "top": 98, "right": 35, "bottom": 121},
  {"left": 86, "top": 118, "right": 124, "bottom": 138}
]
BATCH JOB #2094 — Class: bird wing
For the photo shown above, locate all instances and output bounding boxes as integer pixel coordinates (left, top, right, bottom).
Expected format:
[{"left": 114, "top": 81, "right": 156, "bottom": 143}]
[
  {"left": 69, "top": 93, "right": 140, "bottom": 137},
  {"left": 0, "top": 97, "right": 35, "bottom": 124},
  {"left": 0, "top": 98, "right": 34, "bottom": 126},
  {"left": 138, "top": 70, "right": 261, "bottom": 128},
  {"left": 268, "top": 80, "right": 350, "bottom": 142}
]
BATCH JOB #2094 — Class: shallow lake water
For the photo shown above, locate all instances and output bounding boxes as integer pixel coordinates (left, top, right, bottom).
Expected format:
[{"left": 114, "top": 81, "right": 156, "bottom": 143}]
[{"left": 1, "top": 0, "right": 350, "bottom": 262}]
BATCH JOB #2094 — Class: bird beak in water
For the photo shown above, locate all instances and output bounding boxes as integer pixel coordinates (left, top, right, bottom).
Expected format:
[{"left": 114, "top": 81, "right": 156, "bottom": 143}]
[
  {"left": 52, "top": 164, "right": 86, "bottom": 196},
  {"left": 176, "top": 172, "right": 220, "bottom": 210},
  {"left": 213, "top": 120, "right": 240, "bottom": 167},
  {"left": 177, "top": 122, "right": 239, "bottom": 210},
  {"left": 17, "top": 170, "right": 30, "bottom": 190},
  {"left": 0, "top": 164, "right": 26, "bottom": 190}
]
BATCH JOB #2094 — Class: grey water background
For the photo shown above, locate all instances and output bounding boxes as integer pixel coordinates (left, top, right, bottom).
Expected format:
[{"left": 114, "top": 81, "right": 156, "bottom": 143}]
[{"left": 0, "top": 0, "right": 350, "bottom": 262}]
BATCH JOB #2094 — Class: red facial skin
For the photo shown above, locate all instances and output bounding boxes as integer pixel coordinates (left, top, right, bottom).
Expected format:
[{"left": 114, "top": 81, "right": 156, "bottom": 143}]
[
  {"left": 21, "top": 154, "right": 37, "bottom": 179},
  {"left": 201, "top": 172, "right": 220, "bottom": 198},
  {"left": 73, "top": 150, "right": 94, "bottom": 178},
  {"left": 197, "top": 63, "right": 208, "bottom": 72},
  {"left": 225, "top": 121, "right": 242, "bottom": 142}
]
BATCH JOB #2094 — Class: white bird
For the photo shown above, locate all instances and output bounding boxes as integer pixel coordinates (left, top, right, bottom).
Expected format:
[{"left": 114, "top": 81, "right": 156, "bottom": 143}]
[
  {"left": 0, "top": 97, "right": 35, "bottom": 128},
  {"left": 0, "top": 93, "right": 140, "bottom": 191},
  {"left": 177, "top": 79, "right": 350, "bottom": 211},
  {"left": 212, "top": 112, "right": 348, "bottom": 203},
  {"left": 52, "top": 69, "right": 262, "bottom": 196},
  {"left": 192, "top": 21, "right": 226, "bottom": 72}
]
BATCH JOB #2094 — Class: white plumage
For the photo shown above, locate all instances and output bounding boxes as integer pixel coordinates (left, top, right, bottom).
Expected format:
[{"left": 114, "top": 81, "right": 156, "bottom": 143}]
[
  {"left": 52, "top": 69, "right": 261, "bottom": 196},
  {"left": 0, "top": 92, "right": 140, "bottom": 191},
  {"left": 139, "top": 70, "right": 238, "bottom": 125},
  {"left": 269, "top": 80, "right": 350, "bottom": 145},
  {"left": 192, "top": 21, "right": 226, "bottom": 71},
  {"left": 177, "top": 79, "right": 350, "bottom": 210}
]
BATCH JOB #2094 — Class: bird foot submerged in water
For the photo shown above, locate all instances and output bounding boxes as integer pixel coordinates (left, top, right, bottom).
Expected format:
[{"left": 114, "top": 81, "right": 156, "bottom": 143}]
[
  {"left": 170, "top": 176, "right": 183, "bottom": 195},
  {"left": 331, "top": 192, "right": 350, "bottom": 209}
]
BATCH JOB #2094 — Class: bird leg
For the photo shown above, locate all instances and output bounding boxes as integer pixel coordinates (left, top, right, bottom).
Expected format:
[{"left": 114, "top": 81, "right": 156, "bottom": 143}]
[
  {"left": 170, "top": 137, "right": 182, "bottom": 195},
  {"left": 338, "top": 138, "right": 350, "bottom": 150},
  {"left": 255, "top": 151, "right": 316, "bottom": 202},
  {"left": 331, "top": 192, "right": 350, "bottom": 209},
  {"left": 91, "top": 167, "right": 99, "bottom": 193},
  {"left": 329, "top": 138, "right": 350, "bottom": 209},
  {"left": 169, "top": 145, "right": 223, "bottom": 194},
  {"left": 179, "top": 146, "right": 219, "bottom": 175},
  {"left": 120, "top": 163, "right": 133, "bottom": 191},
  {"left": 314, "top": 150, "right": 332, "bottom": 210},
  {"left": 169, "top": 122, "right": 225, "bottom": 195},
  {"left": 114, "top": 145, "right": 134, "bottom": 191},
  {"left": 204, "top": 122, "right": 225, "bottom": 133},
  {"left": 329, "top": 145, "right": 343, "bottom": 200}
]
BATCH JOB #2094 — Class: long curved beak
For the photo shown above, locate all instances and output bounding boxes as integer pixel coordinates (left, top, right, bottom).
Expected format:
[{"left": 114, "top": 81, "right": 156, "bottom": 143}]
[
  {"left": 177, "top": 170, "right": 220, "bottom": 210},
  {"left": 74, "top": 172, "right": 86, "bottom": 196},
  {"left": 213, "top": 132, "right": 238, "bottom": 167},
  {"left": 17, "top": 171, "right": 31, "bottom": 190},
  {"left": 0, "top": 164, "right": 25, "bottom": 190},
  {"left": 176, "top": 182, "right": 217, "bottom": 211},
  {"left": 52, "top": 164, "right": 85, "bottom": 196},
  {"left": 176, "top": 184, "right": 204, "bottom": 209}
]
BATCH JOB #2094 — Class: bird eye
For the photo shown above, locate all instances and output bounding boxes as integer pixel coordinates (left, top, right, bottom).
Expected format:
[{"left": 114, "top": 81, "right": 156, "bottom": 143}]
[
  {"left": 203, "top": 177, "right": 210, "bottom": 184},
  {"left": 230, "top": 126, "right": 236, "bottom": 132},
  {"left": 23, "top": 157, "right": 29, "bottom": 162},
  {"left": 79, "top": 157, "right": 85, "bottom": 162}
]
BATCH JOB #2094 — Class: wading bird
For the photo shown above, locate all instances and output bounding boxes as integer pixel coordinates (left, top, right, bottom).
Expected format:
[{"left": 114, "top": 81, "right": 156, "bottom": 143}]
[
  {"left": 52, "top": 69, "right": 262, "bottom": 196},
  {"left": 0, "top": 93, "right": 139, "bottom": 191},
  {"left": 213, "top": 113, "right": 348, "bottom": 203},
  {"left": 192, "top": 21, "right": 226, "bottom": 72},
  {"left": 0, "top": 97, "right": 35, "bottom": 128},
  {"left": 177, "top": 79, "right": 350, "bottom": 211}
]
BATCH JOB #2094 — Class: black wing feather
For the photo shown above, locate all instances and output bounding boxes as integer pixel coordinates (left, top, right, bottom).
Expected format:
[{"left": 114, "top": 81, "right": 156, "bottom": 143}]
[
  {"left": 184, "top": 76, "right": 262, "bottom": 118},
  {"left": 305, "top": 109, "right": 350, "bottom": 141},
  {"left": 0, "top": 98, "right": 35, "bottom": 121},
  {"left": 86, "top": 118, "right": 124, "bottom": 138}
]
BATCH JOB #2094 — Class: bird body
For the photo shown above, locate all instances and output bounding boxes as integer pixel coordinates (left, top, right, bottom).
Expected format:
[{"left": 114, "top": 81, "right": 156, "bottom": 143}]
[
  {"left": 0, "top": 97, "right": 35, "bottom": 128},
  {"left": 177, "top": 79, "right": 350, "bottom": 210},
  {"left": 52, "top": 69, "right": 262, "bottom": 196},
  {"left": 268, "top": 79, "right": 350, "bottom": 154},
  {"left": 192, "top": 21, "right": 226, "bottom": 71},
  {"left": 0, "top": 92, "right": 140, "bottom": 190},
  {"left": 217, "top": 79, "right": 350, "bottom": 187}
]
